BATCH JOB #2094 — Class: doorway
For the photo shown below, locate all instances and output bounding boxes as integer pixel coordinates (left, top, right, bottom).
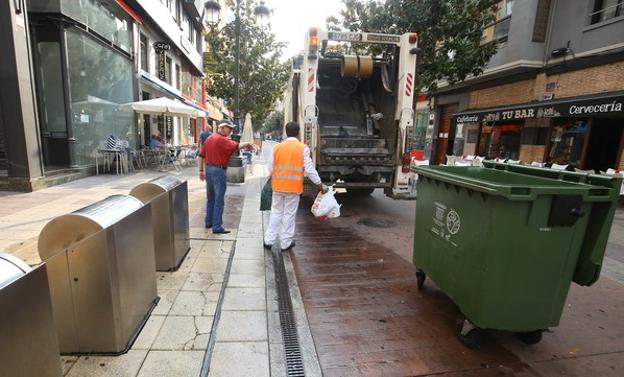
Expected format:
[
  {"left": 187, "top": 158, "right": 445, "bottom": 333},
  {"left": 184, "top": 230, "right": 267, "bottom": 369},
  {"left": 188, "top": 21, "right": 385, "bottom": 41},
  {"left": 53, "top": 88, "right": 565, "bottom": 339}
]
[
  {"left": 434, "top": 104, "right": 458, "bottom": 164},
  {"left": 0, "top": 104, "right": 7, "bottom": 176},
  {"left": 584, "top": 118, "right": 624, "bottom": 171},
  {"left": 31, "top": 23, "right": 71, "bottom": 169},
  {"left": 142, "top": 91, "right": 151, "bottom": 146}
]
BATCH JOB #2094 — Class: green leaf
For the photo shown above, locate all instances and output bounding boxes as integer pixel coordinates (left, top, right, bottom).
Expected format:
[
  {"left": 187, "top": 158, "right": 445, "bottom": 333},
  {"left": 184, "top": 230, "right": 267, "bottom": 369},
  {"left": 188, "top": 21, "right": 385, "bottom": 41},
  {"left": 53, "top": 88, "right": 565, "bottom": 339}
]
[{"left": 203, "top": 0, "right": 290, "bottom": 128}]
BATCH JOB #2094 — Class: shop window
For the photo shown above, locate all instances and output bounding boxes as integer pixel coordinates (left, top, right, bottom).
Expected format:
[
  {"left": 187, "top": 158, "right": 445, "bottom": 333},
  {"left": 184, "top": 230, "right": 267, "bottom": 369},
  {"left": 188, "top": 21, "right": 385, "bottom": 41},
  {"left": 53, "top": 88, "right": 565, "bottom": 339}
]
[
  {"left": 478, "top": 124, "right": 522, "bottom": 160},
  {"left": 140, "top": 34, "right": 148, "bottom": 72},
  {"left": 174, "top": 0, "right": 181, "bottom": 23},
  {"left": 521, "top": 127, "right": 548, "bottom": 145},
  {"left": 66, "top": 28, "right": 135, "bottom": 165},
  {"left": 413, "top": 110, "right": 429, "bottom": 150},
  {"left": 196, "top": 29, "right": 203, "bottom": 53},
  {"left": 62, "top": 0, "right": 132, "bottom": 53},
  {"left": 548, "top": 119, "right": 588, "bottom": 167},
  {"left": 188, "top": 23, "right": 195, "bottom": 44},
  {"left": 36, "top": 41, "right": 67, "bottom": 135},
  {"left": 165, "top": 56, "right": 172, "bottom": 84},
  {"left": 590, "top": 0, "right": 623, "bottom": 24}
]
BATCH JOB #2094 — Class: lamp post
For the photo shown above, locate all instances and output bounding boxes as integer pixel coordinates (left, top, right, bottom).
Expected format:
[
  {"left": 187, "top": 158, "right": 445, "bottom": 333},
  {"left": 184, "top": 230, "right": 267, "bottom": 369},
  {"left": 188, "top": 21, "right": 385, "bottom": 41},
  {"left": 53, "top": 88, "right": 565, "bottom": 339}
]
[{"left": 204, "top": 0, "right": 270, "bottom": 130}]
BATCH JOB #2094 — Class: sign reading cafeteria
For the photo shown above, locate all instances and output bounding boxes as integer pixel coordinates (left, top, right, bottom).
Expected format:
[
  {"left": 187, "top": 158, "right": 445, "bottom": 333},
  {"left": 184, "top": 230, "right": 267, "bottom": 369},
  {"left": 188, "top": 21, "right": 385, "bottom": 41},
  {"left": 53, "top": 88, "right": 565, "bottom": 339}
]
[{"left": 453, "top": 93, "right": 624, "bottom": 123}]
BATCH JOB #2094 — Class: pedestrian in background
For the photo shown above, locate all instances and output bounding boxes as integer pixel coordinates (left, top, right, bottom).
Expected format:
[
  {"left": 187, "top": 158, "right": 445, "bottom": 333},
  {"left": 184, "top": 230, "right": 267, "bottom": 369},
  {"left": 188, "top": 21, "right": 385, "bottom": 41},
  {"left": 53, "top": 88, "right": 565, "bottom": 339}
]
[
  {"left": 199, "top": 127, "right": 212, "bottom": 147},
  {"left": 198, "top": 120, "right": 253, "bottom": 234},
  {"left": 264, "top": 122, "right": 326, "bottom": 251}
]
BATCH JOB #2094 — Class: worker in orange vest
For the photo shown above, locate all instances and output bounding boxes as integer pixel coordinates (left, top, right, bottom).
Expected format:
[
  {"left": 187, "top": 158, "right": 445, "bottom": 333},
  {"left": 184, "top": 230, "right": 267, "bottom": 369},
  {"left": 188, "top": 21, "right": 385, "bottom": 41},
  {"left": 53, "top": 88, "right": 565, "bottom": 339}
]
[{"left": 264, "top": 122, "right": 327, "bottom": 251}]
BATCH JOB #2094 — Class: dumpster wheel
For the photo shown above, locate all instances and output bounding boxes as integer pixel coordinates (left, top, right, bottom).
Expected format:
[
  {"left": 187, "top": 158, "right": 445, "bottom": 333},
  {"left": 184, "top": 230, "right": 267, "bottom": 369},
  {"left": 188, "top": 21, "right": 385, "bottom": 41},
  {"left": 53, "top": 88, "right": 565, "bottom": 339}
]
[
  {"left": 416, "top": 270, "right": 426, "bottom": 290},
  {"left": 455, "top": 319, "right": 481, "bottom": 348},
  {"left": 515, "top": 330, "right": 543, "bottom": 345}
]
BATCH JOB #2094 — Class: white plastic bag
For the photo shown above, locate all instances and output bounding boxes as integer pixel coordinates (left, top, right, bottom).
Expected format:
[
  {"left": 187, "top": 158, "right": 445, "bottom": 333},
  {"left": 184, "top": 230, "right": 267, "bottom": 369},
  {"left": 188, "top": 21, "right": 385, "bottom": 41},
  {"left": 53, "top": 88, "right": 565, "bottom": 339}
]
[{"left": 311, "top": 188, "right": 341, "bottom": 220}]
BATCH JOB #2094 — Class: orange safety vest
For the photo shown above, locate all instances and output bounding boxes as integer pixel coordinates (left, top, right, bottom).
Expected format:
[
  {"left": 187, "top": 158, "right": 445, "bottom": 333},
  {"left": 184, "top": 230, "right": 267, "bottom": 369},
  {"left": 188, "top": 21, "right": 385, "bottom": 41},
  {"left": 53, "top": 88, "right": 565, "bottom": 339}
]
[{"left": 272, "top": 139, "right": 305, "bottom": 193}]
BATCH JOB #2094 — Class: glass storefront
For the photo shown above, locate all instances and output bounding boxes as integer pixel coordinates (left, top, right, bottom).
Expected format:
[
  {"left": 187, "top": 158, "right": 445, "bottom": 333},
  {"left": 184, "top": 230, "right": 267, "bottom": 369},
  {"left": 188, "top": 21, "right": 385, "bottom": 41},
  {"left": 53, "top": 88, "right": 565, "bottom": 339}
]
[
  {"left": 66, "top": 28, "right": 135, "bottom": 165},
  {"left": 37, "top": 41, "right": 66, "bottom": 135},
  {"left": 547, "top": 119, "right": 588, "bottom": 166},
  {"left": 478, "top": 124, "right": 522, "bottom": 160},
  {"left": 412, "top": 110, "right": 428, "bottom": 151},
  {"left": 62, "top": 0, "right": 133, "bottom": 53}
]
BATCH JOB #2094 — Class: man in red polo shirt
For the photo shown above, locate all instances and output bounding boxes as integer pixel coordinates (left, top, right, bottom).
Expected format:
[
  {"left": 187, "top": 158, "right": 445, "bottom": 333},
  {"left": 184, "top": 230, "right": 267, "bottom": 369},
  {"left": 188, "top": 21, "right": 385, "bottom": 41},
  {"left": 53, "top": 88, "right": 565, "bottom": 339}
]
[{"left": 198, "top": 120, "right": 253, "bottom": 234}]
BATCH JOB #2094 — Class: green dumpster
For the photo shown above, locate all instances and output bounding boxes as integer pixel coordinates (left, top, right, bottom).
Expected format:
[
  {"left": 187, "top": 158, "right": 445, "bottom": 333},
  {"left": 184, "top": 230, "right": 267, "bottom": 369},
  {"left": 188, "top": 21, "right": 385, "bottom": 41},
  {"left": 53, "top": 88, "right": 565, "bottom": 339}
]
[{"left": 412, "top": 162, "right": 622, "bottom": 347}]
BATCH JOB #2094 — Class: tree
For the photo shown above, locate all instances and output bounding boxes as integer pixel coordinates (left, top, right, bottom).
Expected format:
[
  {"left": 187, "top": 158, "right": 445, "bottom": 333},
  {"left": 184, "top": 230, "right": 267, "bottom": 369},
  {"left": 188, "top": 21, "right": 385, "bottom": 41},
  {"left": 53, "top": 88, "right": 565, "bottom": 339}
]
[
  {"left": 327, "top": 0, "right": 499, "bottom": 92},
  {"left": 260, "top": 110, "right": 284, "bottom": 134},
  {"left": 204, "top": 0, "right": 290, "bottom": 129}
]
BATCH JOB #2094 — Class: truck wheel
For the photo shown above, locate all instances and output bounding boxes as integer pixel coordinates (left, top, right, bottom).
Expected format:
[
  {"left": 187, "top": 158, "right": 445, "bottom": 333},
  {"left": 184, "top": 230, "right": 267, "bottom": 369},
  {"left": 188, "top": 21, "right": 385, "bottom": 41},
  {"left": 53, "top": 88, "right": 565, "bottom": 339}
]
[
  {"left": 349, "top": 188, "right": 375, "bottom": 195},
  {"left": 416, "top": 270, "right": 426, "bottom": 289},
  {"left": 515, "top": 330, "right": 543, "bottom": 345},
  {"left": 455, "top": 319, "right": 481, "bottom": 348}
]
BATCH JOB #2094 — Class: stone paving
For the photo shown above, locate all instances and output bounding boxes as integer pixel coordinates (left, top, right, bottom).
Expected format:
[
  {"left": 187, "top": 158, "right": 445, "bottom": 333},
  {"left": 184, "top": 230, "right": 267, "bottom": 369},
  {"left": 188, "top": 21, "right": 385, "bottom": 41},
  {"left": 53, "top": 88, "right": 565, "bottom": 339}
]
[
  {"left": 4, "top": 154, "right": 624, "bottom": 377},
  {"left": 207, "top": 162, "right": 270, "bottom": 377},
  {"left": 0, "top": 163, "right": 271, "bottom": 377}
]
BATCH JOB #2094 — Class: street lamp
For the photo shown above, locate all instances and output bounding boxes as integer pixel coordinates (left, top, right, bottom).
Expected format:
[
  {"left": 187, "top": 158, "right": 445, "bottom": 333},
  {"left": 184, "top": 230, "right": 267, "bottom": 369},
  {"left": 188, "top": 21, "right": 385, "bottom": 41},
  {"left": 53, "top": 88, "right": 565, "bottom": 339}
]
[
  {"left": 204, "top": 1, "right": 221, "bottom": 26},
  {"left": 205, "top": 0, "right": 271, "bottom": 129},
  {"left": 254, "top": 1, "right": 270, "bottom": 28}
]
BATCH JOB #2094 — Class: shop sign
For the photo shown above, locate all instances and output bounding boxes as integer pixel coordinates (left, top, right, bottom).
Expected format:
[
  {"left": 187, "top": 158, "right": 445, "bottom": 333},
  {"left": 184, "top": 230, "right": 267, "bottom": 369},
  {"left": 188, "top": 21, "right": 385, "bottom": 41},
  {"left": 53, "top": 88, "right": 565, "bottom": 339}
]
[
  {"left": 456, "top": 115, "right": 479, "bottom": 123},
  {"left": 453, "top": 94, "right": 624, "bottom": 123},
  {"left": 157, "top": 53, "right": 166, "bottom": 81},
  {"left": 568, "top": 101, "right": 623, "bottom": 115},
  {"left": 153, "top": 42, "right": 170, "bottom": 82}
]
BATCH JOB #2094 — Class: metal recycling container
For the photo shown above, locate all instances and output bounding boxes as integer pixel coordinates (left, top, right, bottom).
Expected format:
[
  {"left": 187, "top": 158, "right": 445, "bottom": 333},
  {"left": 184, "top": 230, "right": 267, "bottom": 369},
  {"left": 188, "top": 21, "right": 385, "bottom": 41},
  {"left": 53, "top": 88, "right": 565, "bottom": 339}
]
[
  {"left": 0, "top": 253, "right": 62, "bottom": 377},
  {"left": 38, "top": 195, "right": 158, "bottom": 355},
  {"left": 411, "top": 163, "right": 621, "bottom": 345},
  {"left": 130, "top": 175, "right": 190, "bottom": 271}
]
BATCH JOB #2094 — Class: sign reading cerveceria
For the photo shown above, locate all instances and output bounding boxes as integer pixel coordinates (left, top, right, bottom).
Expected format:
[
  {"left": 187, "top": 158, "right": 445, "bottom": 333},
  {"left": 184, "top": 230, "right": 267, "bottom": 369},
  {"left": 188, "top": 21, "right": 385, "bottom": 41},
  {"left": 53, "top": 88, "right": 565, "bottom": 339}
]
[{"left": 453, "top": 94, "right": 624, "bottom": 123}]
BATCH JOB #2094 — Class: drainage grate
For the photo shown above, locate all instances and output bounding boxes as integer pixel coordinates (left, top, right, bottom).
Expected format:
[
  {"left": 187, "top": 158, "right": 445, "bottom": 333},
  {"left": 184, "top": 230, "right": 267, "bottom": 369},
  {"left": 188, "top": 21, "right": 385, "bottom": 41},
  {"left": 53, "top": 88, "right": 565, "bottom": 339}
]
[{"left": 272, "top": 248, "right": 306, "bottom": 377}]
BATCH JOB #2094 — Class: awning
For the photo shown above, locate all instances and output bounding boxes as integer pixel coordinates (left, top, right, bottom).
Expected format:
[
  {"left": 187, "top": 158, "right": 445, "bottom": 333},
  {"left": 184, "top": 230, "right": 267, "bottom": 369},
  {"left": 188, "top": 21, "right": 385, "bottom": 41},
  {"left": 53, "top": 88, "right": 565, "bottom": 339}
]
[
  {"left": 453, "top": 91, "right": 624, "bottom": 123},
  {"left": 182, "top": 99, "right": 208, "bottom": 117},
  {"left": 118, "top": 97, "right": 204, "bottom": 118},
  {"left": 139, "top": 70, "right": 207, "bottom": 117},
  {"left": 140, "top": 70, "right": 183, "bottom": 100}
]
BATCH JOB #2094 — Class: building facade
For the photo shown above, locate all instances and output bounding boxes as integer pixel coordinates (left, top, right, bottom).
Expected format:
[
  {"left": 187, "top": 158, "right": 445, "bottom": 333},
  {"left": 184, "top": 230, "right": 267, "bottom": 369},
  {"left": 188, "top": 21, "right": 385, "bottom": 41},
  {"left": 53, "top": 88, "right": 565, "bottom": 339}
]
[
  {"left": 0, "top": 0, "right": 210, "bottom": 191},
  {"left": 430, "top": 0, "right": 624, "bottom": 173}
]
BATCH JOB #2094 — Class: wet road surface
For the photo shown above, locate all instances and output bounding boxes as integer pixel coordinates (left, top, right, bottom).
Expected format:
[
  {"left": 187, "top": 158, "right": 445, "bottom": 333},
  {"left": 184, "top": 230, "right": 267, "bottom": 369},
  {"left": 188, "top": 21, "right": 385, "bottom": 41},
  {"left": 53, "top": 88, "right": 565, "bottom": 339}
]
[{"left": 290, "top": 194, "right": 624, "bottom": 377}]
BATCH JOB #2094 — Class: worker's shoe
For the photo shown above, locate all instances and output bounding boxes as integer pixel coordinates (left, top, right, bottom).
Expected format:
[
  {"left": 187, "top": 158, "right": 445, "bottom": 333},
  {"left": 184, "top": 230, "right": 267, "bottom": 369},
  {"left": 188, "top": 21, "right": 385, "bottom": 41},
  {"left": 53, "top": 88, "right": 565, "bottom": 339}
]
[
  {"left": 213, "top": 229, "right": 231, "bottom": 234},
  {"left": 205, "top": 224, "right": 212, "bottom": 229},
  {"left": 281, "top": 241, "right": 296, "bottom": 251}
]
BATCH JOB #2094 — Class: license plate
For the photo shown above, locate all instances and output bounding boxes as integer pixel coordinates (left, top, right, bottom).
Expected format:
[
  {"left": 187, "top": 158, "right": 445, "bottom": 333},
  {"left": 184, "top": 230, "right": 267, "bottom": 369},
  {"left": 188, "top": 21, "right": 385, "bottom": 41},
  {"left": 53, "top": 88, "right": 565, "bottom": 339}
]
[{"left": 328, "top": 32, "right": 362, "bottom": 42}]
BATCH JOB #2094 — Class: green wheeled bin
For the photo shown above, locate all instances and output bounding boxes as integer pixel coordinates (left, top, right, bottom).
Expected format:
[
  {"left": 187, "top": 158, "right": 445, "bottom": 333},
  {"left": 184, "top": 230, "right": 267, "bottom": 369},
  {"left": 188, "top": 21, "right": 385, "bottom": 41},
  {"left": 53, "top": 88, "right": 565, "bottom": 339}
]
[{"left": 412, "top": 162, "right": 622, "bottom": 347}]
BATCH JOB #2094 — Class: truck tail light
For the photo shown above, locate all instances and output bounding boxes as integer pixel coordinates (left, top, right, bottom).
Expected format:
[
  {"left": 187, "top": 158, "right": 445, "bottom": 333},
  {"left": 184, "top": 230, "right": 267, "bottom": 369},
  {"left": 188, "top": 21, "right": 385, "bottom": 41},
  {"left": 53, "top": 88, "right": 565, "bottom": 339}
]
[
  {"left": 402, "top": 153, "right": 411, "bottom": 173},
  {"left": 309, "top": 28, "right": 319, "bottom": 56},
  {"left": 409, "top": 33, "right": 418, "bottom": 44}
]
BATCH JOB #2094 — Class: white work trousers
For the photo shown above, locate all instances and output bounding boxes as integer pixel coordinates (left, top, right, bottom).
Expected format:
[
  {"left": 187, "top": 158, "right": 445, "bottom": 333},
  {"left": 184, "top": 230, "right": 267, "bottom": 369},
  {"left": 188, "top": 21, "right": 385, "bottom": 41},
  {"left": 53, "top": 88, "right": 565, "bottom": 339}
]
[{"left": 264, "top": 191, "right": 300, "bottom": 248}]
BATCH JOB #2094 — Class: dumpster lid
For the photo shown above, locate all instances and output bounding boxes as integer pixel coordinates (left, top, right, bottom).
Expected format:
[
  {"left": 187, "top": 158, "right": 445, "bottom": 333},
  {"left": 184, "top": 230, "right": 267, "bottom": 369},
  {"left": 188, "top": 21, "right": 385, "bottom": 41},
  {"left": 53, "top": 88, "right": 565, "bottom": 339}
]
[
  {"left": 413, "top": 165, "right": 615, "bottom": 201},
  {"left": 0, "top": 252, "right": 32, "bottom": 289},
  {"left": 129, "top": 175, "right": 184, "bottom": 203},
  {"left": 481, "top": 161, "right": 623, "bottom": 199},
  {"left": 38, "top": 195, "right": 143, "bottom": 260}
]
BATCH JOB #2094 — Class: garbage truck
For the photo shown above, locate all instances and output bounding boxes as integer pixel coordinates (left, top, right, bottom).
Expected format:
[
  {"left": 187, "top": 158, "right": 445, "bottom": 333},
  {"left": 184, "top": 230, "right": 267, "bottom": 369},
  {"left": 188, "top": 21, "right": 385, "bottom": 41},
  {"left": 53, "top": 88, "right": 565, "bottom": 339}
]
[{"left": 283, "top": 28, "right": 419, "bottom": 198}]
